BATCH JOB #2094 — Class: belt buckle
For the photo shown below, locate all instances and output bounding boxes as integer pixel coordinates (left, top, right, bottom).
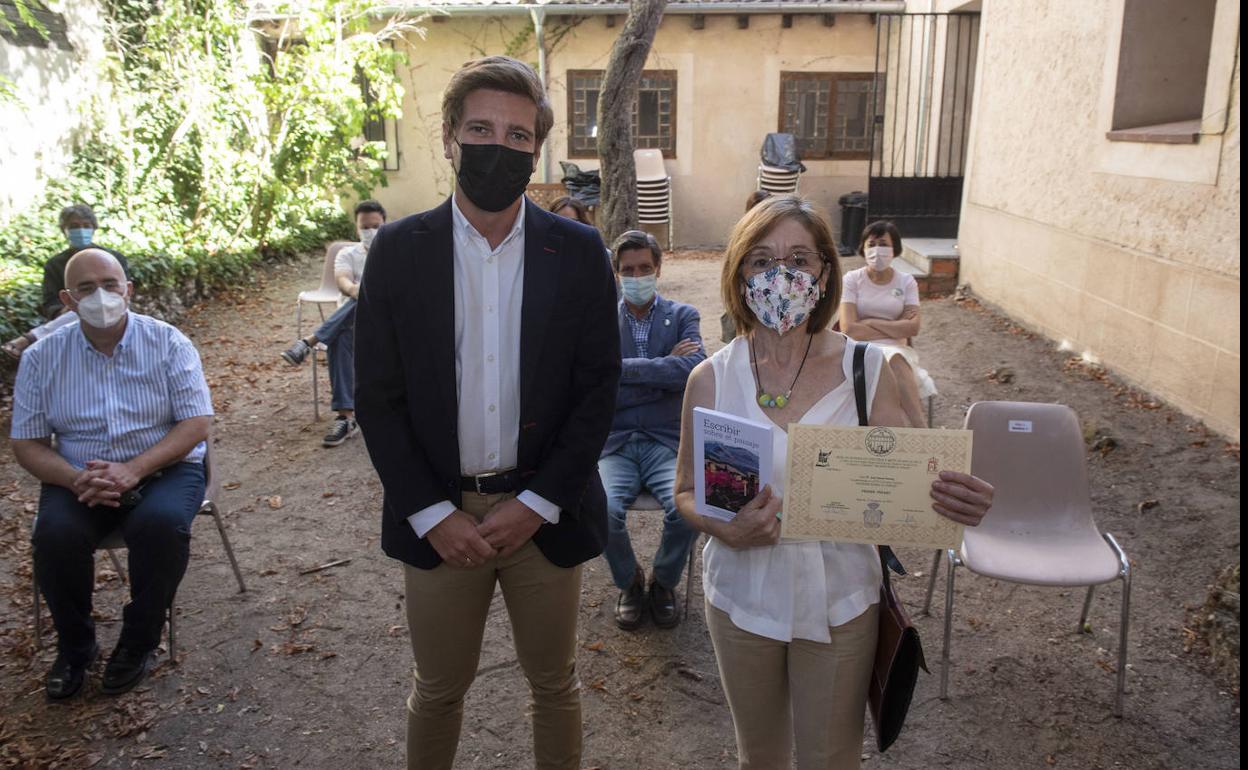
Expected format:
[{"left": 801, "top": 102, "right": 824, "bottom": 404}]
[{"left": 474, "top": 471, "right": 499, "bottom": 495}]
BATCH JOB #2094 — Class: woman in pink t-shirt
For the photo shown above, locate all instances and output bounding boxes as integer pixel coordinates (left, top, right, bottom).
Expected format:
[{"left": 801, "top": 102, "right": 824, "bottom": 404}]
[{"left": 837, "top": 220, "right": 936, "bottom": 427}]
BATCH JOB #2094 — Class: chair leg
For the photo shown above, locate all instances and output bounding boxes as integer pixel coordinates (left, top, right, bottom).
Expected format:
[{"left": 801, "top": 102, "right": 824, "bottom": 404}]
[
  {"left": 927, "top": 394, "right": 934, "bottom": 428},
  {"left": 296, "top": 301, "right": 303, "bottom": 342},
  {"left": 33, "top": 571, "right": 43, "bottom": 650},
  {"left": 1079, "top": 585, "right": 1096, "bottom": 633},
  {"left": 940, "top": 548, "right": 957, "bottom": 700},
  {"left": 107, "top": 549, "right": 127, "bottom": 584},
  {"left": 207, "top": 503, "right": 247, "bottom": 593},
  {"left": 1104, "top": 532, "right": 1131, "bottom": 718},
  {"left": 922, "top": 549, "right": 942, "bottom": 616}
]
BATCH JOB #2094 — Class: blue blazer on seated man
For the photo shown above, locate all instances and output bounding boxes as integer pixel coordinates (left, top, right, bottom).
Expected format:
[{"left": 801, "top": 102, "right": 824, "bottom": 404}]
[{"left": 600, "top": 229, "right": 706, "bottom": 632}]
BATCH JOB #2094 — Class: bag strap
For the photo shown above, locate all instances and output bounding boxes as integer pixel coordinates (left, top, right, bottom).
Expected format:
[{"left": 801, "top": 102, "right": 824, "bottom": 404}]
[
  {"left": 852, "top": 340, "right": 906, "bottom": 583},
  {"left": 852, "top": 341, "right": 869, "bottom": 428}
]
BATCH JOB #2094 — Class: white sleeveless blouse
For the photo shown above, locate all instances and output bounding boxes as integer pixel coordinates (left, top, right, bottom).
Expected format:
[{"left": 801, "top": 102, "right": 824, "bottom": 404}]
[{"left": 703, "top": 334, "right": 885, "bottom": 643}]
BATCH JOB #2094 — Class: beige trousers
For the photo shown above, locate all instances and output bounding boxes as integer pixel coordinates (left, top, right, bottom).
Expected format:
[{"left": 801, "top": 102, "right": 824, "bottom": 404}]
[
  {"left": 403, "top": 492, "right": 583, "bottom": 770},
  {"left": 706, "top": 600, "right": 880, "bottom": 770}
]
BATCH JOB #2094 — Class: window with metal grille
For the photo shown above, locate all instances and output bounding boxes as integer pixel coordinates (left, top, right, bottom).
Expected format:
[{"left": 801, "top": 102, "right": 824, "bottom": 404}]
[
  {"left": 567, "top": 69, "right": 677, "bottom": 159},
  {"left": 358, "top": 70, "right": 399, "bottom": 171},
  {"left": 780, "top": 72, "right": 884, "bottom": 160}
]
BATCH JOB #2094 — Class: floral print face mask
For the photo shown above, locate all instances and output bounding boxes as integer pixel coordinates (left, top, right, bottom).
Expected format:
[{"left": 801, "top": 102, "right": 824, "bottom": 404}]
[{"left": 744, "top": 265, "right": 821, "bottom": 335}]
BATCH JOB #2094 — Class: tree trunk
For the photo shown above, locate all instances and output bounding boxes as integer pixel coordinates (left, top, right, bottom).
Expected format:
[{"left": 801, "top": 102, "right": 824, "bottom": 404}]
[{"left": 596, "top": 0, "right": 667, "bottom": 248}]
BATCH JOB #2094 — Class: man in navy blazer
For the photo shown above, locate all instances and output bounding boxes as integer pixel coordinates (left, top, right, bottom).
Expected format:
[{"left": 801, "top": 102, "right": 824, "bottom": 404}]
[
  {"left": 599, "top": 230, "right": 706, "bottom": 631},
  {"left": 353, "top": 57, "right": 619, "bottom": 770}
]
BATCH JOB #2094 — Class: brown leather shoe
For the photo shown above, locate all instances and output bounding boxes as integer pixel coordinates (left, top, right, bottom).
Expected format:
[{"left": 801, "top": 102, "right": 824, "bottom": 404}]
[
  {"left": 649, "top": 581, "right": 680, "bottom": 629},
  {"left": 614, "top": 567, "right": 646, "bottom": 631}
]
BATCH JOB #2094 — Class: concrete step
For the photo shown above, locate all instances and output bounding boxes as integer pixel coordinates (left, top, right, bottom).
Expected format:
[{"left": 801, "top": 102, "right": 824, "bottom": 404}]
[
  {"left": 901, "top": 238, "right": 959, "bottom": 298},
  {"left": 901, "top": 238, "right": 958, "bottom": 273}
]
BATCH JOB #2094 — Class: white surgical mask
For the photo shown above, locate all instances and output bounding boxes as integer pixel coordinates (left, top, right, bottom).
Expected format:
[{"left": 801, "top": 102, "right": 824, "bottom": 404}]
[
  {"left": 359, "top": 228, "right": 378, "bottom": 249},
  {"left": 76, "top": 287, "right": 128, "bottom": 328},
  {"left": 865, "top": 245, "right": 894, "bottom": 272}
]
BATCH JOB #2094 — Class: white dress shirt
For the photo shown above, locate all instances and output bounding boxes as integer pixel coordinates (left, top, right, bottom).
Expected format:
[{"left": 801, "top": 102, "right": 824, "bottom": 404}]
[{"left": 407, "top": 195, "right": 561, "bottom": 537}]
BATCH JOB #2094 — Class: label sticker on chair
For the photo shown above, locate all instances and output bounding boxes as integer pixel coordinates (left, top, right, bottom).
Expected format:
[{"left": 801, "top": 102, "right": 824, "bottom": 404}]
[{"left": 1008, "top": 420, "right": 1033, "bottom": 433}]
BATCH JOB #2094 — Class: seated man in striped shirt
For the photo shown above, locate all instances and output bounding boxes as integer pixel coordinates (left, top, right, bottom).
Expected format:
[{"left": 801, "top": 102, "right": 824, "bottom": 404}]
[{"left": 10, "top": 249, "right": 214, "bottom": 700}]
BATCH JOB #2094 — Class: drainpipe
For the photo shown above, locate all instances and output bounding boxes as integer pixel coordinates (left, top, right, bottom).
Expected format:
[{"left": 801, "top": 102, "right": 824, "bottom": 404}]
[{"left": 530, "top": 7, "right": 551, "bottom": 183}]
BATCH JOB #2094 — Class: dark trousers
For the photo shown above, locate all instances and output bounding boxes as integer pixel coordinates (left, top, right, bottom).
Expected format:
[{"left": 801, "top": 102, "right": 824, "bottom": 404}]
[{"left": 32, "top": 461, "right": 206, "bottom": 664}]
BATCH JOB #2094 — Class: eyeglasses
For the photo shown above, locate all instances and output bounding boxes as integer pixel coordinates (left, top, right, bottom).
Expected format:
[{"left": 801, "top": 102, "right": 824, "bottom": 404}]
[
  {"left": 69, "top": 280, "right": 125, "bottom": 297},
  {"left": 742, "top": 249, "right": 825, "bottom": 276}
]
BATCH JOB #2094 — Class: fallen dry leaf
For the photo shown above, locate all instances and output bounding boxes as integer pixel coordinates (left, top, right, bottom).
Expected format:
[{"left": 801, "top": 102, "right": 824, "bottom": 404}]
[{"left": 267, "top": 495, "right": 283, "bottom": 510}]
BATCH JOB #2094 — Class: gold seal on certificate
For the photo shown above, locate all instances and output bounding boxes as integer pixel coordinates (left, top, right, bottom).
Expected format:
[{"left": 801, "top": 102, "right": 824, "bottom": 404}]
[{"left": 781, "top": 424, "right": 974, "bottom": 549}]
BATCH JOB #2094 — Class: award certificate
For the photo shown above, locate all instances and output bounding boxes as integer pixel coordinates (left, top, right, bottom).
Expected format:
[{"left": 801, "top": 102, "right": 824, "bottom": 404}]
[{"left": 781, "top": 424, "right": 973, "bottom": 548}]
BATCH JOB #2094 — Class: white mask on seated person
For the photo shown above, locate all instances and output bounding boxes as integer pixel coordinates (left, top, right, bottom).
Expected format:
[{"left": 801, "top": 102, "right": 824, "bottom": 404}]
[
  {"left": 359, "top": 228, "right": 379, "bottom": 249},
  {"left": 76, "top": 287, "right": 128, "bottom": 328},
  {"left": 864, "top": 245, "right": 894, "bottom": 272}
]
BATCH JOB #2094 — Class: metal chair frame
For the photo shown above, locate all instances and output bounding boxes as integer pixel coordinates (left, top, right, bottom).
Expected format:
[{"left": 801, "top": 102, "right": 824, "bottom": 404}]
[
  {"left": 919, "top": 401, "right": 1133, "bottom": 717},
  {"left": 922, "top": 534, "right": 1131, "bottom": 716}
]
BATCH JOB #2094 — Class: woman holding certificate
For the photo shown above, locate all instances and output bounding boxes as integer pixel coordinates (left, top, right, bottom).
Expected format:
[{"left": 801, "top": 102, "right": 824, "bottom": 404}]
[
  {"left": 674, "top": 195, "right": 993, "bottom": 769},
  {"left": 838, "top": 220, "right": 936, "bottom": 427}
]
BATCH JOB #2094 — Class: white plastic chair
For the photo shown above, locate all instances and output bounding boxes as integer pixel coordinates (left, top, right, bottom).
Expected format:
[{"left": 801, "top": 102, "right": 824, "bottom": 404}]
[
  {"left": 33, "top": 443, "right": 246, "bottom": 661},
  {"left": 922, "top": 401, "right": 1132, "bottom": 716},
  {"left": 295, "top": 241, "right": 352, "bottom": 339},
  {"left": 757, "top": 164, "right": 800, "bottom": 193},
  {"left": 634, "top": 150, "right": 673, "bottom": 249},
  {"left": 296, "top": 241, "right": 352, "bottom": 420}
]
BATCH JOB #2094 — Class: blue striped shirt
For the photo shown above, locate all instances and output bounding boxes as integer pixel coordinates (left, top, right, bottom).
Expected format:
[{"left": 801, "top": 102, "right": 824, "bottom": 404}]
[{"left": 10, "top": 313, "right": 214, "bottom": 469}]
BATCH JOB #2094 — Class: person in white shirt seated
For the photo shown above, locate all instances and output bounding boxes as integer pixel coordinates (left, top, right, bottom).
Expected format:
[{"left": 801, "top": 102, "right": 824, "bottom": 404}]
[
  {"left": 11, "top": 249, "right": 213, "bottom": 700},
  {"left": 279, "top": 200, "right": 386, "bottom": 447},
  {"left": 673, "top": 196, "right": 993, "bottom": 769},
  {"left": 837, "top": 220, "right": 935, "bottom": 427}
]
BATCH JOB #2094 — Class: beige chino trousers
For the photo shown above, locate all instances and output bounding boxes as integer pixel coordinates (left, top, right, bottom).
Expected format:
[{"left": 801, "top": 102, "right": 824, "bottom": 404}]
[
  {"left": 706, "top": 600, "right": 879, "bottom": 770},
  {"left": 403, "top": 491, "right": 583, "bottom": 770}
]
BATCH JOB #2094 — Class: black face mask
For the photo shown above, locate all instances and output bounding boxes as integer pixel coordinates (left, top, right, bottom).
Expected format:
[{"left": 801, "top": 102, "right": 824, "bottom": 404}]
[{"left": 455, "top": 141, "right": 535, "bottom": 212}]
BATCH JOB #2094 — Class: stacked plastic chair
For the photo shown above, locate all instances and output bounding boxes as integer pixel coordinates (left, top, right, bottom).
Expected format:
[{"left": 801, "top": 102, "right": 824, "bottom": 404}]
[
  {"left": 757, "top": 164, "right": 801, "bottom": 193},
  {"left": 757, "top": 132, "right": 805, "bottom": 194},
  {"left": 635, "top": 149, "right": 673, "bottom": 249}
]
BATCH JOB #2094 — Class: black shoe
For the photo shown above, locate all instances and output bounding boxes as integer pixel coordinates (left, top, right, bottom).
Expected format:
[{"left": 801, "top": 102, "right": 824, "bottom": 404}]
[
  {"left": 614, "top": 568, "right": 647, "bottom": 631},
  {"left": 46, "top": 643, "right": 99, "bottom": 701},
  {"left": 281, "top": 339, "right": 311, "bottom": 366},
  {"left": 649, "top": 581, "right": 680, "bottom": 629},
  {"left": 101, "top": 644, "right": 155, "bottom": 696},
  {"left": 322, "top": 416, "right": 358, "bottom": 447}
]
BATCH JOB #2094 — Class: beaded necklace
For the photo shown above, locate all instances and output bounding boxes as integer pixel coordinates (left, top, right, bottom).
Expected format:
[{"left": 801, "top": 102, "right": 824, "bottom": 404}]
[{"left": 749, "top": 331, "right": 815, "bottom": 409}]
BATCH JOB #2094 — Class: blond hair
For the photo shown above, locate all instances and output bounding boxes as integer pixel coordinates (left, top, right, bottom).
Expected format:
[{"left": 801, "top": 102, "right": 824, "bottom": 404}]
[
  {"left": 442, "top": 56, "right": 554, "bottom": 145},
  {"left": 720, "top": 194, "right": 841, "bottom": 336}
]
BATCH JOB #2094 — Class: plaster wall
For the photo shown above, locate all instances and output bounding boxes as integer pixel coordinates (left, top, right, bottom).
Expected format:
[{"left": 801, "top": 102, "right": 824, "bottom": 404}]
[
  {"left": 0, "top": 0, "right": 111, "bottom": 221},
  {"left": 380, "top": 12, "right": 881, "bottom": 246},
  {"left": 957, "top": 0, "right": 1240, "bottom": 438}
]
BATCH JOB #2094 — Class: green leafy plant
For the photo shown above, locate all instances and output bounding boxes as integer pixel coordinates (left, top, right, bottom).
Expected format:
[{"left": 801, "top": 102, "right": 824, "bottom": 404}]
[{"left": 0, "top": 0, "right": 423, "bottom": 342}]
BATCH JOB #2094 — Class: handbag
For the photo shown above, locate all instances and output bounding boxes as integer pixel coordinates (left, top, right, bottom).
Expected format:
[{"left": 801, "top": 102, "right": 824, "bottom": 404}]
[{"left": 852, "top": 341, "right": 930, "bottom": 753}]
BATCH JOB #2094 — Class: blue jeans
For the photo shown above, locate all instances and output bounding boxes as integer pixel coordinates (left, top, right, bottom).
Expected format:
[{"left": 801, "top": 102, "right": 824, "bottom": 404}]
[
  {"left": 32, "top": 461, "right": 206, "bottom": 663},
  {"left": 315, "top": 300, "right": 355, "bottom": 412},
  {"left": 598, "top": 436, "right": 696, "bottom": 591}
]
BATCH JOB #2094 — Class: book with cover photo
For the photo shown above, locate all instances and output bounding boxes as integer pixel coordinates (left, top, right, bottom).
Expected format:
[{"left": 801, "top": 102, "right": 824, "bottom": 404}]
[{"left": 693, "top": 406, "right": 774, "bottom": 522}]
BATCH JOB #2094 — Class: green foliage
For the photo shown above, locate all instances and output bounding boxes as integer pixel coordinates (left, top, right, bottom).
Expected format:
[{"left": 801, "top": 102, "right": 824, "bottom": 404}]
[{"left": 0, "top": 0, "right": 423, "bottom": 341}]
